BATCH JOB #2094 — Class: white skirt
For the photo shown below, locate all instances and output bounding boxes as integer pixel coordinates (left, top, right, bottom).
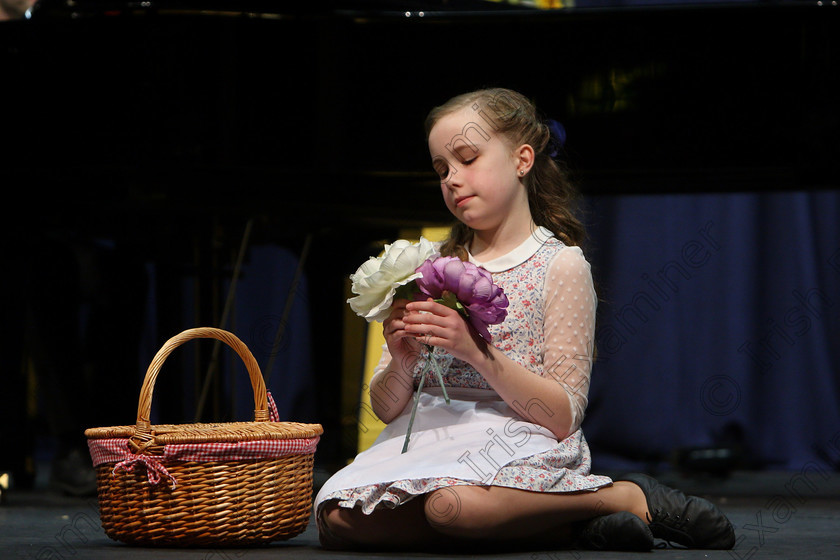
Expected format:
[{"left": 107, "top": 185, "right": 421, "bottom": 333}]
[{"left": 315, "top": 387, "right": 608, "bottom": 512}]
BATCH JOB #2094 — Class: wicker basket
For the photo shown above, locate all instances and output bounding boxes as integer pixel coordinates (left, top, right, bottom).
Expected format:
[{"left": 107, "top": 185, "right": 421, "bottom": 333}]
[{"left": 85, "top": 327, "right": 323, "bottom": 547}]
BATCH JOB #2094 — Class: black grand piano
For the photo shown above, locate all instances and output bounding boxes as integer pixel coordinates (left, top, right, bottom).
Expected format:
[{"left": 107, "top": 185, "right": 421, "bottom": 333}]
[
  {"left": 1, "top": 0, "right": 837, "bottom": 474},
  {"left": 4, "top": 0, "right": 838, "bottom": 220}
]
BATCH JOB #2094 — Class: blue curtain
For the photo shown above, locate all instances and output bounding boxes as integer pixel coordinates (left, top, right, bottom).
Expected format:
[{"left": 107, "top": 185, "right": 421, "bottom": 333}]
[
  {"left": 226, "top": 245, "right": 315, "bottom": 424},
  {"left": 582, "top": 190, "right": 840, "bottom": 472},
  {"left": 147, "top": 244, "right": 315, "bottom": 426}
]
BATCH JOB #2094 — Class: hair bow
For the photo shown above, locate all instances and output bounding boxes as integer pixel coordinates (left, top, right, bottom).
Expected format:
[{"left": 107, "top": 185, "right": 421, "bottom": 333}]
[{"left": 546, "top": 119, "right": 567, "bottom": 159}]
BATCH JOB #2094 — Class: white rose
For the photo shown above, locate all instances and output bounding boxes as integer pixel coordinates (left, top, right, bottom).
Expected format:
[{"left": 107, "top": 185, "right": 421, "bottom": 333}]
[{"left": 347, "top": 237, "right": 439, "bottom": 322}]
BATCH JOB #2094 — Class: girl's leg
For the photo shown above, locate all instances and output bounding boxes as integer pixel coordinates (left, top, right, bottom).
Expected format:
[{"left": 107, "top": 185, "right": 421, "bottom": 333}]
[
  {"left": 422, "top": 482, "right": 648, "bottom": 542},
  {"left": 319, "top": 496, "right": 459, "bottom": 550},
  {"left": 319, "top": 482, "right": 648, "bottom": 550}
]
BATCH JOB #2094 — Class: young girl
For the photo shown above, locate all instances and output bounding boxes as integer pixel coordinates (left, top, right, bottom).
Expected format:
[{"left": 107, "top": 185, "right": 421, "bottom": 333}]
[{"left": 315, "top": 88, "right": 735, "bottom": 552}]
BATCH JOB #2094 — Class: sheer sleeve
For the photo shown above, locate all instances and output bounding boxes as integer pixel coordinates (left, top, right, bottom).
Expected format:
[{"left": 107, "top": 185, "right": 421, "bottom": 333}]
[{"left": 542, "top": 246, "right": 597, "bottom": 435}]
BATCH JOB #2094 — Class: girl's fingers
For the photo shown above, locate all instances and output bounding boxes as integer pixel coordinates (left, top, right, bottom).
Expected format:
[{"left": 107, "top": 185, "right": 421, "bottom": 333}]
[
  {"left": 385, "top": 318, "right": 404, "bottom": 334},
  {"left": 405, "top": 299, "right": 449, "bottom": 314},
  {"left": 404, "top": 317, "right": 451, "bottom": 335},
  {"left": 403, "top": 306, "right": 457, "bottom": 326}
]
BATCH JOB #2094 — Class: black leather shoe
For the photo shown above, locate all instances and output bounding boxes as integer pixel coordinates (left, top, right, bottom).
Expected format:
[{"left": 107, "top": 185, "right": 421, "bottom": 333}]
[
  {"left": 617, "top": 473, "right": 736, "bottom": 549},
  {"left": 577, "top": 511, "right": 654, "bottom": 551}
]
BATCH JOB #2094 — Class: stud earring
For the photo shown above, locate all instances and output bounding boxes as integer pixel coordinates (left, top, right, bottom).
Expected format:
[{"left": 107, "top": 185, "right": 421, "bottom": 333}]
[{"left": 519, "top": 170, "right": 525, "bottom": 176}]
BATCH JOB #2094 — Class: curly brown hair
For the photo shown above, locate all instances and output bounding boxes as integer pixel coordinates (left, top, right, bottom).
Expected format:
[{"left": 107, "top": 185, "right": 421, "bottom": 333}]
[{"left": 425, "top": 88, "right": 585, "bottom": 259}]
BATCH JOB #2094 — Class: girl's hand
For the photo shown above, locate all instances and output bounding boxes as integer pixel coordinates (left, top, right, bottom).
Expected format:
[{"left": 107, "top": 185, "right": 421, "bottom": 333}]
[
  {"left": 402, "top": 298, "right": 487, "bottom": 365},
  {"left": 382, "top": 298, "right": 423, "bottom": 373}
]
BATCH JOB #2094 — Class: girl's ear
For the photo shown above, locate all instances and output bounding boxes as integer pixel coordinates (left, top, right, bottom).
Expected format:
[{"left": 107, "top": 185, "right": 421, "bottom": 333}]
[{"left": 515, "top": 144, "right": 535, "bottom": 177}]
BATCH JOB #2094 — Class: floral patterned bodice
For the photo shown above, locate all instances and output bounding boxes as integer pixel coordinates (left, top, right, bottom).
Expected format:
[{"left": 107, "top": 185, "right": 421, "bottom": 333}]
[{"left": 416, "top": 239, "right": 557, "bottom": 390}]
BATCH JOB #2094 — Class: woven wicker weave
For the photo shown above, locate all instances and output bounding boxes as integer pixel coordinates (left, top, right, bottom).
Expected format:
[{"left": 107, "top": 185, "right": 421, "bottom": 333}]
[{"left": 85, "top": 327, "right": 323, "bottom": 546}]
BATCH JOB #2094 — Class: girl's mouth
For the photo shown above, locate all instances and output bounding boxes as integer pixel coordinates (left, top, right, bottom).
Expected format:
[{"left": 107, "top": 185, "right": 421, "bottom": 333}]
[{"left": 455, "top": 195, "right": 474, "bottom": 208}]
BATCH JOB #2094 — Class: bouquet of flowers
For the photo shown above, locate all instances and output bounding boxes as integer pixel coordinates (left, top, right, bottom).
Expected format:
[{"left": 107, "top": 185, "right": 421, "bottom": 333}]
[{"left": 347, "top": 238, "right": 509, "bottom": 452}]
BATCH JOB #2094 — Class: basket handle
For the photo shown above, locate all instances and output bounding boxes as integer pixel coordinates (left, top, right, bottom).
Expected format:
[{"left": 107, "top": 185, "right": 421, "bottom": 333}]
[{"left": 132, "top": 328, "right": 268, "bottom": 445}]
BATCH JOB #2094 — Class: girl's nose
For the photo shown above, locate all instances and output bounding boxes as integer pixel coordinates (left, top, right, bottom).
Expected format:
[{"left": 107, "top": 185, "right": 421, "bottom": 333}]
[{"left": 445, "top": 167, "right": 463, "bottom": 188}]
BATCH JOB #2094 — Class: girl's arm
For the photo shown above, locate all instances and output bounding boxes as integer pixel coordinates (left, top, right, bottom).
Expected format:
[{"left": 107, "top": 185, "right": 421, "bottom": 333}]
[
  {"left": 403, "top": 247, "right": 595, "bottom": 440},
  {"left": 538, "top": 246, "right": 595, "bottom": 436},
  {"left": 473, "top": 346, "right": 576, "bottom": 440},
  {"left": 369, "top": 299, "right": 420, "bottom": 423},
  {"left": 369, "top": 354, "right": 415, "bottom": 424}
]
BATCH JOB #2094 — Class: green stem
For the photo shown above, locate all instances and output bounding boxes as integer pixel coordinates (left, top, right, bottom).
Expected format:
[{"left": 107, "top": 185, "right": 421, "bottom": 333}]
[
  {"left": 401, "top": 360, "right": 428, "bottom": 454},
  {"left": 427, "top": 345, "right": 450, "bottom": 404}
]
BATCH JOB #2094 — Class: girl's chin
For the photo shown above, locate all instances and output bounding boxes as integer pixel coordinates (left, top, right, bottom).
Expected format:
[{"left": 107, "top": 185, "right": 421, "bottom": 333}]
[{"left": 455, "top": 215, "right": 486, "bottom": 231}]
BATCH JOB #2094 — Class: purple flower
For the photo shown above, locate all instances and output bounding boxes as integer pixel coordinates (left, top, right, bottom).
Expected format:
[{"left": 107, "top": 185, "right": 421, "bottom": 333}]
[{"left": 414, "top": 256, "right": 509, "bottom": 341}]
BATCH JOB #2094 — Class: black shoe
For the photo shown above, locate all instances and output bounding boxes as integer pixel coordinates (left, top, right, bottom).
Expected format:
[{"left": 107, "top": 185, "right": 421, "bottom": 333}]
[
  {"left": 577, "top": 511, "right": 654, "bottom": 551},
  {"left": 617, "top": 473, "right": 735, "bottom": 549}
]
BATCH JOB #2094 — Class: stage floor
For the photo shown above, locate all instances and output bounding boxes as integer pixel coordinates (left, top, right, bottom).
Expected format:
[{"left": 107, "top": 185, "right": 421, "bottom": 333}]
[{"left": 2, "top": 471, "right": 838, "bottom": 559}]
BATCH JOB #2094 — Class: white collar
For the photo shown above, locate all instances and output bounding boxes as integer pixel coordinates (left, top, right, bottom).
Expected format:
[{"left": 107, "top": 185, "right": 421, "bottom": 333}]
[{"left": 467, "top": 226, "right": 555, "bottom": 273}]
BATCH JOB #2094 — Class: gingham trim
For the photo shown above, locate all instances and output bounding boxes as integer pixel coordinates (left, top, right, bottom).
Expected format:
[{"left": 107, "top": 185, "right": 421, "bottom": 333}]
[
  {"left": 112, "top": 453, "right": 178, "bottom": 489},
  {"left": 170, "top": 437, "right": 320, "bottom": 461},
  {"left": 267, "top": 391, "right": 280, "bottom": 422},
  {"left": 88, "top": 436, "right": 320, "bottom": 467}
]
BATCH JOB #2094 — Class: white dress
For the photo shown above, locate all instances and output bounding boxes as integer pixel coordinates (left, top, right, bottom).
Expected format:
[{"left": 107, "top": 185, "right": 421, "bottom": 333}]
[{"left": 315, "top": 227, "right": 611, "bottom": 518}]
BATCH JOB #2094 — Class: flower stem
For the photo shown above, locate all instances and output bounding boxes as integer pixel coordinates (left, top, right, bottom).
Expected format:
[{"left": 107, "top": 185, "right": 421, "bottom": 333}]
[
  {"left": 401, "top": 366, "right": 426, "bottom": 454},
  {"left": 427, "top": 345, "right": 450, "bottom": 405}
]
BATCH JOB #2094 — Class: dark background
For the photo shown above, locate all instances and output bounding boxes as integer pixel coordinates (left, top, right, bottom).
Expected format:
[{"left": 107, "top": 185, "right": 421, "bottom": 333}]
[{"left": 1, "top": 1, "right": 837, "bottom": 486}]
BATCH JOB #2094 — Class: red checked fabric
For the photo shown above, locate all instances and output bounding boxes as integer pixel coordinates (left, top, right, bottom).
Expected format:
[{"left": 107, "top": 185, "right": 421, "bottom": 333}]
[
  {"left": 86, "top": 392, "right": 318, "bottom": 489},
  {"left": 88, "top": 436, "right": 320, "bottom": 467}
]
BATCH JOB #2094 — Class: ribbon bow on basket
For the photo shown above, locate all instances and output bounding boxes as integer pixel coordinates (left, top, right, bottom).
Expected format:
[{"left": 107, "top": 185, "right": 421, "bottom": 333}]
[{"left": 84, "top": 327, "right": 323, "bottom": 547}]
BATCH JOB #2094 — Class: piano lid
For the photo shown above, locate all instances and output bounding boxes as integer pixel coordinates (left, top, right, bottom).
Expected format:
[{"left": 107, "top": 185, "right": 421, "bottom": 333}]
[
  {"left": 22, "top": 0, "right": 830, "bottom": 19},
  {"left": 24, "top": 0, "right": 538, "bottom": 20}
]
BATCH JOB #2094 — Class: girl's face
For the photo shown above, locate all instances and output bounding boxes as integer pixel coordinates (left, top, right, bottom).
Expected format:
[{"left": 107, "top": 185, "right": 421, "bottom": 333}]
[{"left": 428, "top": 106, "right": 530, "bottom": 234}]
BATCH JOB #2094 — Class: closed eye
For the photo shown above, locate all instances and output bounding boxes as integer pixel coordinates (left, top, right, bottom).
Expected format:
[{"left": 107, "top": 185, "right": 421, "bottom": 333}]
[
  {"left": 433, "top": 161, "right": 450, "bottom": 180},
  {"left": 431, "top": 154, "right": 476, "bottom": 181}
]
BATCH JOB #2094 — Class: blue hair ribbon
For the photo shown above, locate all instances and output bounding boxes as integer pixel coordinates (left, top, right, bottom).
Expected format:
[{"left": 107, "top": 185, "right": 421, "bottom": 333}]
[{"left": 546, "top": 119, "right": 566, "bottom": 158}]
